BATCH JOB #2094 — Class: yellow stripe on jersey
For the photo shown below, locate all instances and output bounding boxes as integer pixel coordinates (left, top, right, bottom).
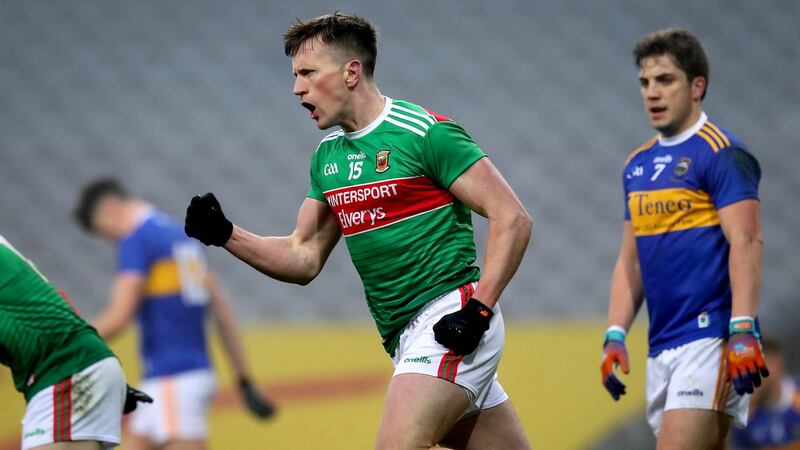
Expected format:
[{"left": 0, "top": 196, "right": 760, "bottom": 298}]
[
  {"left": 705, "top": 121, "right": 731, "bottom": 147},
  {"left": 145, "top": 257, "right": 181, "bottom": 297},
  {"left": 628, "top": 188, "right": 720, "bottom": 236},
  {"left": 697, "top": 129, "right": 721, "bottom": 152},
  {"left": 701, "top": 124, "right": 726, "bottom": 149},
  {"left": 625, "top": 135, "right": 658, "bottom": 164}
]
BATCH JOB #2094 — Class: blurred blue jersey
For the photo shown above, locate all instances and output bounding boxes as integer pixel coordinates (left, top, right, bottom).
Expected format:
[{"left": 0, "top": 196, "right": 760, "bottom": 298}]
[
  {"left": 731, "top": 377, "right": 800, "bottom": 449},
  {"left": 622, "top": 113, "right": 760, "bottom": 356},
  {"left": 118, "top": 209, "right": 211, "bottom": 378}
]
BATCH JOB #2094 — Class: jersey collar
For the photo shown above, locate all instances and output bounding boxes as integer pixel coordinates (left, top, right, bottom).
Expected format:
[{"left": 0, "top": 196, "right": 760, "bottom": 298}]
[
  {"left": 658, "top": 111, "right": 708, "bottom": 147},
  {"left": 120, "top": 205, "right": 156, "bottom": 241},
  {"left": 344, "top": 97, "right": 393, "bottom": 140}
]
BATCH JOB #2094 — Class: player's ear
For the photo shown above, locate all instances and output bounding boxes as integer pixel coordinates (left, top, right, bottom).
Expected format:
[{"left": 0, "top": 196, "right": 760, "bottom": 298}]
[
  {"left": 344, "top": 59, "right": 362, "bottom": 89},
  {"left": 691, "top": 76, "right": 707, "bottom": 101}
]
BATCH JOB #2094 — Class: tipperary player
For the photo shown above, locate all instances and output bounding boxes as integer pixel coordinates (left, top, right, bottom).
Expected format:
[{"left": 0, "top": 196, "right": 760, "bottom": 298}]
[
  {"left": 184, "top": 12, "right": 532, "bottom": 449},
  {"left": 1, "top": 234, "right": 151, "bottom": 450},
  {"left": 600, "top": 28, "right": 768, "bottom": 449},
  {"left": 75, "top": 179, "right": 275, "bottom": 450}
]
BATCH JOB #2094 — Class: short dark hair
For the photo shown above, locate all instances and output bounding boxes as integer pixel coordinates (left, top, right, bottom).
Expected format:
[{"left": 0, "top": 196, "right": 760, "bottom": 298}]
[
  {"left": 283, "top": 11, "right": 378, "bottom": 77},
  {"left": 74, "top": 177, "right": 129, "bottom": 232},
  {"left": 633, "top": 28, "right": 710, "bottom": 99}
]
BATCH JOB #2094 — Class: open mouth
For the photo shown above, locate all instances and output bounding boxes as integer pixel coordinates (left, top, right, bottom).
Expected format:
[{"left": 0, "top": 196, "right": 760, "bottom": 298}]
[
  {"left": 649, "top": 106, "right": 666, "bottom": 114},
  {"left": 301, "top": 102, "right": 317, "bottom": 118}
]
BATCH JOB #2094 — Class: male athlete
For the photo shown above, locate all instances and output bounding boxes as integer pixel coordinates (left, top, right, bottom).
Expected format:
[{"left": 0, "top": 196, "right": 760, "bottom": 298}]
[
  {"left": 1, "top": 234, "right": 151, "bottom": 450},
  {"left": 184, "top": 12, "right": 532, "bottom": 450},
  {"left": 600, "top": 29, "right": 768, "bottom": 449},
  {"left": 75, "top": 178, "right": 275, "bottom": 450}
]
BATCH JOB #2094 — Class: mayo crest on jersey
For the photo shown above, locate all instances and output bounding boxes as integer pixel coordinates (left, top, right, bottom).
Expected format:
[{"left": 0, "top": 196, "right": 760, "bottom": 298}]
[
  {"left": 623, "top": 112, "right": 760, "bottom": 356},
  {"left": 308, "top": 98, "right": 485, "bottom": 354},
  {"left": 118, "top": 209, "right": 211, "bottom": 378}
]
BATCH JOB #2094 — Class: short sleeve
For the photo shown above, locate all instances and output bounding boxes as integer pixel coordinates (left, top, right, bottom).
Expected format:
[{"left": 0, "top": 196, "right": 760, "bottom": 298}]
[
  {"left": 117, "top": 234, "right": 148, "bottom": 274},
  {"left": 701, "top": 146, "right": 761, "bottom": 209},
  {"left": 421, "top": 121, "right": 486, "bottom": 189},
  {"left": 622, "top": 171, "right": 631, "bottom": 221},
  {"left": 307, "top": 151, "right": 327, "bottom": 204}
]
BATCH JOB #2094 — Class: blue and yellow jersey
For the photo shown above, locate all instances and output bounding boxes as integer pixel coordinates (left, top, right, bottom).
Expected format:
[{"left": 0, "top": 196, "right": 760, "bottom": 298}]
[
  {"left": 622, "top": 113, "right": 761, "bottom": 356},
  {"left": 118, "top": 209, "right": 211, "bottom": 378},
  {"left": 730, "top": 377, "right": 800, "bottom": 449}
]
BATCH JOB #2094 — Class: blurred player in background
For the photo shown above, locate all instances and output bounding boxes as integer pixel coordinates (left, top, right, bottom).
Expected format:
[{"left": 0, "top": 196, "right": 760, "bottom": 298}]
[
  {"left": 600, "top": 28, "right": 768, "bottom": 449},
  {"left": 0, "top": 233, "right": 151, "bottom": 450},
  {"left": 75, "top": 178, "right": 275, "bottom": 450},
  {"left": 184, "top": 11, "right": 532, "bottom": 450},
  {"left": 731, "top": 337, "right": 800, "bottom": 449}
]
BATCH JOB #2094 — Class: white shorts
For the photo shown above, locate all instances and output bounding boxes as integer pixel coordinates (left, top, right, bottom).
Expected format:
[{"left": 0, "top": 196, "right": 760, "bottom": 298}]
[
  {"left": 646, "top": 337, "right": 749, "bottom": 435},
  {"left": 392, "top": 282, "right": 509, "bottom": 416},
  {"left": 21, "top": 357, "right": 126, "bottom": 450},
  {"left": 129, "top": 368, "right": 216, "bottom": 445}
]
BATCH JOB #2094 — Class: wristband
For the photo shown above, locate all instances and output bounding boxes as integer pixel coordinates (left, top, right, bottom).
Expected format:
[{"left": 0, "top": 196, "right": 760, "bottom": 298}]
[
  {"left": 465, "top": 298, "right": 494, "bottom": 320},
  {"left": 729, "top": 316, "right": 757, "bottom": 336},
  {"left": 604, "top": 325, "right": 627, "bottom": 345}
]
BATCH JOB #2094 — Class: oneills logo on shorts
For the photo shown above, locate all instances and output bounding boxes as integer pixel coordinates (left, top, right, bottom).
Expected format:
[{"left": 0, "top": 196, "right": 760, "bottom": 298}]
[{"left": 375, "top": 149, "right": 391, "bottom": 173}]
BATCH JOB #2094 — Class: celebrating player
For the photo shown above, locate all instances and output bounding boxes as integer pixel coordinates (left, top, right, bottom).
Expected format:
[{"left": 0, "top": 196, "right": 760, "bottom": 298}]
[
  {"left": 184, "top": 12, "right": 532, "bottom": 449},
  {"left": 75, "top": 178, "right": 275, "bottom": 450},
  {"left": 600, "top": 28, "right": 767, "bottom": 448},
  {"left": 0, "top": 234, "right": 151, "bottom": 450}
]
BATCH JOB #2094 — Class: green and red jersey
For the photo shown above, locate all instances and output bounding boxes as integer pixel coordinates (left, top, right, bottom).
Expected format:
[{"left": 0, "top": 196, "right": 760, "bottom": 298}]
[
  {"left": 308, "top": 98, "right": 485, "bottom": 354},
  {"left": 0, "top": 235, "right": 114, "bottom": 401}
]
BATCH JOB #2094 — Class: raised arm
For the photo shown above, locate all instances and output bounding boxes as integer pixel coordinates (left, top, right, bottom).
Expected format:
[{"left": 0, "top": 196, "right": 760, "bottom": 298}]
[
  {"left": 225, "top": 198, "right": 341, "bottom": 285},
  {"left": 447, "top": 157, "right": 532, "bottom": 308},
  {"left": 185, "top": 194, "right": 341, "bottom": 285}
]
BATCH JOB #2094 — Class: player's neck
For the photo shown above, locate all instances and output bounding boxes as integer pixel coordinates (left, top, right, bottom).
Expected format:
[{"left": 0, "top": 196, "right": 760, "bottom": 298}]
[
  {"left": 663, "top": 104, "right": 703, "bottom": 138},
  {"left": 339, "top": 83, "right": 384, "bottom": 133},
  {"left": 120, "top": 201, "right": 151, "bottom": 237}
]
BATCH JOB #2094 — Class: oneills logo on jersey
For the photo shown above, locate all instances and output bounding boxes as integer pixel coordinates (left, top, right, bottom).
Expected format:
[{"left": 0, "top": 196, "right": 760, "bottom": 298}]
[
  {"left": 375, "top": 150, "right": 391, "bottom": 173},
  {"left": 674, "top": 157, "right": 691, "bottom": 176}
]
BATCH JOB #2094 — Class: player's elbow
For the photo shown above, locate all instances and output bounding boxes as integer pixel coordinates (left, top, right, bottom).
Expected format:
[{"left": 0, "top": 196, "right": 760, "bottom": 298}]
[
  {"left": 510, "top": 207, "right": 533, "bottom": 242},
  {"left": 729, "top": 230, "right": 763, "bottom": 250},
  {"left": 293, "top": 274, "right": 315, "bottom": 286},
  {"left": 292, "top": 261, "right": 323, "bottom": 286}
]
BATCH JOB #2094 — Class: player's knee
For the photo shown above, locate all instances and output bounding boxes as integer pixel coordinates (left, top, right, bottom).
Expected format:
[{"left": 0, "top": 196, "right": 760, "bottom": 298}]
[{"left": 375, "top": 428, "right": 437, "bottom": 450}]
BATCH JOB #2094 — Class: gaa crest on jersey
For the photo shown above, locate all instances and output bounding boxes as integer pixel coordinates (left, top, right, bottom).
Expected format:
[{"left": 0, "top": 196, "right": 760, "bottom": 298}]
[
  {"left": 376, "top": 149, "right": 391, "bottom": 173},
  {"left": 674, "top": 157, "right": 691, "bottom": 176}
]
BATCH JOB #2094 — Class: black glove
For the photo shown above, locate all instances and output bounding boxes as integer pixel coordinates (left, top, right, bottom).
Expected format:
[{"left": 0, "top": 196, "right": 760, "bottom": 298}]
[
  {"left": 123, "top": 384, "right": 153, "bottom": 415},
  {"left": 239, "top": 377, "right": 277, "bottom": 419},
  {"left": 433, "top": 298, "right": 494, "bottom": 356},
  {"left": 185, "top": 193, "right": 233, "bottom": 246}
]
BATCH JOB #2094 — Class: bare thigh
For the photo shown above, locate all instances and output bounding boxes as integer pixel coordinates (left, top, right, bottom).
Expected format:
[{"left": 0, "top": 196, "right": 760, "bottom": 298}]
[
  {"left": 375, "top": 373, "right": 471, "bottom": 450},
  {"left": 124, "top": 432, "right": 154, "bottom": 450},
  {"left": 161, "top": 439, "right": 206, "bottom": 450},
  {"left": 33, "top": 442, "right": 102, "bottom": 450},
  {"left": 439, "top": 399, "right": 531, "bottom": 450},
  {"left": 656, "top": 408, "right": 731, "bottom": 450}
]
